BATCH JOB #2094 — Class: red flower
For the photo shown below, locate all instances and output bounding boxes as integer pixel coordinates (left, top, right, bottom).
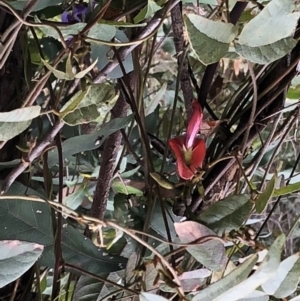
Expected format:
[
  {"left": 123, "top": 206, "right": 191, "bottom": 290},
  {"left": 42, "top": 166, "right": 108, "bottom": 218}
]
[{"left": 168, "top": 101, "right": 206, "bottom": 180}]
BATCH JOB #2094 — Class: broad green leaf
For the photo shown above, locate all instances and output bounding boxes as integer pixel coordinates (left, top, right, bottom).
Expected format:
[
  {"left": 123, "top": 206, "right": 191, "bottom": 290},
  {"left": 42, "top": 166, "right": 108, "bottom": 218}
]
[
  {"left": 0, "top": 182, "right": 127, "bottom": 276},
  {"left": 134, "top": 0, "right": 161, "bottom": 23},
  {"left": 234, "top": 0, "right": 300, "bottom": 64},
  {"left": 36, "top": 19, "right": 116, "bottom": 41},
  {"left": 175, "top": 221, "right": 226, "bottom": 271},
  {"left": 73, "top": 276, "right": 105, "bottom": 301},
  {"left": 0, "top": 241, "right": 43, "bottom": 288},
  {"left": 261, "top": 253, "right": 300, "bottom": 298},
  {"left": 121, "top": 166, "right": 140, "bottom": 178},
  {"left": 210, "top": 234, "right": 286, "bottom": 301},
  {"left": 198, "top": 195, "right": 253, "bottom": 234},
  {"left": 273, "top": 181, "right": 300, "bottom": 197},
  {"left": 47, "top": 115, "right": 133, "bottom": 167},
  {"left": 9, "top": 0, "right": 61, "bottom": 11},
  {"left": 90, "top": 30, "right": 134, "bottom": 79},
  {"left": 145, "top": 83, "right": 167, "bottom": 116},
  {"left": 131, "top": 202, "right": 181, "bottom": 240},
  {"left": 63, "top": 185, "right": 87, "bottom": 210},
  {"left": 255, "top": 174, "right": 276, "bottom": 213},
  {"left": 140, "top": 292, "right": 169, "bottom": 301},
  {"left": 61, "top": 83, "right": 118, "bottom": 125},
  {"left": 111, "top": 181, "right": 143, "bottom": 196},
  {"left": 87, "top": 23, "right": 116, "bottom": 41},
  {"left": 0, "top": 106, "right": 41, "bottom": 141},
  {"left": 185, "top": 14, "right": 238, "bottom": 65},
  {"left": 192, "top": 254, "right": 258, "bottom": 301}
]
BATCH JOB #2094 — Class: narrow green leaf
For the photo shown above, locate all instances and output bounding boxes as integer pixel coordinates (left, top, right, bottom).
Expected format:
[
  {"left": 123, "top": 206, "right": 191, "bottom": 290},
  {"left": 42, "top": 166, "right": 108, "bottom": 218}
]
[
  {"left": 255, "top": 173, "right": 276, "bottom": 213},
  {"left": 211, "top": 234, "right": 286, "bottom": 301},
  {"left": 111, "top": 181, "right": 143, "bottom": 196},
  {"left": 150, "top": 172, "right": 176, "bottom": 190},
  {"left": 59, "top": 87, "right": 90, "bottom": 119},
  {"left": 75, "top": 59, "right": 98, "bottom": 79},
  {"left": 65, "top": 54, "right": 73, "bottom": 78},
  {"left": 192, "top": 254, "right": 258, "bottom": 301},
  {"left": 273, "top": 181, "right": 300, "bottom": 197},
  {"left": 41, "top": 58, "right": 73, "bottom": 80},
  {"left": 262, "top": 253, "right": 300, "bottom": 298},
  {"left": 140, "top": 292, "right": 169, "bottom": 301}
]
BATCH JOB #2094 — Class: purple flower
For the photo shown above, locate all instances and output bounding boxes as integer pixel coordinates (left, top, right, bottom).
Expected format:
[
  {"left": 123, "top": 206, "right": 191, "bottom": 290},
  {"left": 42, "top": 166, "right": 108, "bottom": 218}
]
[{"left": 61, "top": 3, "right": 88, "bottom": 23}]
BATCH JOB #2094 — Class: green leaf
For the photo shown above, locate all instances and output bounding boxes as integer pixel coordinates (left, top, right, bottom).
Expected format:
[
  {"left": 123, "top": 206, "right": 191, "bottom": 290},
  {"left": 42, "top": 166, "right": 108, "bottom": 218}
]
[
  {"left": 47, "top": 115, "right": 133, "bottom": 167},
  {"left": 0, "top": 182, "right": 127, "bottom": 276},
  {"left": 41, "top": 58, "right": 72, "bottom": 80},
  {"left": 198, "top": 195, "right": 253, "bottom": 234},
  {"left": 150, "top": 172, "right": 176, "bottom": 190},
  {"left": 261, "top": 253, "right": 300, "bottom": 298},
  {"left": 184, "top": 14, "right": 238, "bottom": 65},
  {"left": 134, "top": 0, "right": 161, "bottom": 23},
  {"left": 41, "top": 58, "right": 98, "bottom": 81},
  {"left": 9, "top": 0, "right": 61, "bottom": 11},
  {"left": 192, "top": 254, "right": 258, "bottom": 301},
  {"left": 73, "top": 276, "right": 105, "bottom": 301},
  {"left": 61, "top": 83, "right": 118, "bottom": 126},
  {"left": 0, "top": 241, "right": 43, "bottom": 288},
  {"left": 90, "top": 30, "right": 134, "bottom": 79},
  {"left": 63, "top": 185, "right": 87, "bottom": 210},
  {"left": 175, "top": 221, "right": 227, "bottom": 271},
  {"left": 59, "top": 88, "right": 90, "bottom": 119},
  {"left": 255, "top": 173, "right": 276, "bottom": 213},
  {"left": 207, "top": 234, "right": 286, "bottom": 301},
  {"left": 0, "top": 106, "right": 41, "bottom": 141},
  {"left": 102, "top": 20, "right": 147, "bottom": 28},
  {"left": 234, "top": 290, "right": 269, "bottom": 301},
  {"left": 234, "top": 0, "right": 300, "bottom": 64},
  {"left": 273, "top": 181, "right": 300, "bottom": 197},
  {"left": 36, "top": 18, "right": 116, "bottom": 42},
  {"left": 140, "top": 292, "right": 169, "bottom": 301},
  {"left": 121, "top": 166, "right": 140, "bottom": 178},
  {"left": 74, "top": 59, "right": 98, "bottom": 78},
  {"left": 287, "top": 87, "right": 300, "bottom": 99},
  {"left": 111, "top": 181, "right": 143, "bottom": 196}
]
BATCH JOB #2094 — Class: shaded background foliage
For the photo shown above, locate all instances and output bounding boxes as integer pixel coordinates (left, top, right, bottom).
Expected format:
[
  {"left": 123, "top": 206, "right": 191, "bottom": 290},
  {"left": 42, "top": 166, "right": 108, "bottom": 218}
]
[{"left": 0, "top": 0, "right": 300, "bottom": 300}]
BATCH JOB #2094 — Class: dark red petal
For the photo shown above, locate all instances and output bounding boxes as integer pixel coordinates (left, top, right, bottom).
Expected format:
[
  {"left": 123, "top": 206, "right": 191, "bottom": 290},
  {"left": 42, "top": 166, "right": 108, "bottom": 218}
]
[
  {"left": 186, "top": 100, "right": 203, "bottom": 149},
  {"left": 190, "top": 138, "right": 206, "bottom": 173},
  {"left": 168, "top": 137, "right": 194, "bottom": 180}
]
